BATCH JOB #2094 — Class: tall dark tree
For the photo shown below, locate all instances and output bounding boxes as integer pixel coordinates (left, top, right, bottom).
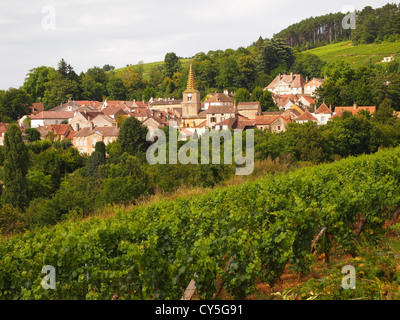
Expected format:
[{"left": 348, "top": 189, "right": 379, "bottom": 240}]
[
  {"left": 1, "top": 124, "right": 29, "bottom": 209},
  {"left": 164, "top": 52, "right": 181, "bottom": 78},
  {"left": 95, "top": 141, "right": 106, "bottom": 164},
  {"left": 118, "top": 116, "right": 150, "bottom": 157}
]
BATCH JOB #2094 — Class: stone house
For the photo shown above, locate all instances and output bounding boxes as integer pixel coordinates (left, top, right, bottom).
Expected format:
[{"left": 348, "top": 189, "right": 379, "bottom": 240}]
[{"left": 72, "top": 126, "right": 119, "bottom": 154}]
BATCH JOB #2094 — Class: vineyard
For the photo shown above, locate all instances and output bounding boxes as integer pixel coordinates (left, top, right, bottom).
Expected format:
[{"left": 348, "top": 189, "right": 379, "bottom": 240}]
[{"left": 1, "top": 147, "right": 400, "bottom": 300}]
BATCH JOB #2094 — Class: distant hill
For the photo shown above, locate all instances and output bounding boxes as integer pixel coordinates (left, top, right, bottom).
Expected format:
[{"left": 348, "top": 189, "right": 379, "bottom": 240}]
[
  {"left": 301, "top": 40, "right": 400, "bottom": 68},
  {"left": 113, "top": 58, "right": 193, "bottom": 79}
]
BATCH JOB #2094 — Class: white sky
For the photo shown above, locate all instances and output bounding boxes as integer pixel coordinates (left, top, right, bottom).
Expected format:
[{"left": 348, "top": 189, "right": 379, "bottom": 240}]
[{"left": 0, "top": 0, "right": 393, "bottom": 90}]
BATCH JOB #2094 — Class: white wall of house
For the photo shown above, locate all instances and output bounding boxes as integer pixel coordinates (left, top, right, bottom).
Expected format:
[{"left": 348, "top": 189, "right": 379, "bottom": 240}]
[
  {"left": 314, "top": 113, "right": 331, "bottom": 125},
  {"left": 31, "top": 119, "right": 45, "bottom": 128}
]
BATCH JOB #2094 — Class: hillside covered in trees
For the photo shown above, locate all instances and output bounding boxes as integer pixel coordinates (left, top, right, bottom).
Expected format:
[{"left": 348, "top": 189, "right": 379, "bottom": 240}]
[
  {"left": 274, "top": 3, "right": 400, "bottom": 51},
  {"left": 1, "top": 3, "right": 400, "bottom": 123}
]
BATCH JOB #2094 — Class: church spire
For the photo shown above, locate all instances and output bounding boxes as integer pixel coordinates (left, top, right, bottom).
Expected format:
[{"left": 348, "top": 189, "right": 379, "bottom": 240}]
[{"left": 185, "top": 64, "right": 196, "bottom": 93}]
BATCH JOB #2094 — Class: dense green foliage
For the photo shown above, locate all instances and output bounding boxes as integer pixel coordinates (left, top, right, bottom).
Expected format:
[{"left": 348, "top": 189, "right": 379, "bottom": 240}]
[
  {"left": 0, "top": 106, "right": 398, "bottom": 234},
  {"left": 1, "top": 124, "right": 29, "bottom": 209},
  {"left": 0, "top": 145, "right": 399, "bottom": 299},
  {"left": 275, "top": 3, "right": 400, "bottom": 50},
  {"left": 314, "top": 60, "right": 400, "bottom": 109},
  {"left": 255, "top": 109, "right": 400, "bottom": 164}
]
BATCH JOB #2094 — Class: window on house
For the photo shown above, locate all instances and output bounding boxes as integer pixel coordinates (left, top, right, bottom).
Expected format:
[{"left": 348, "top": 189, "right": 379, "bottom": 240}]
[
  {"left": 278, "top": 126, "right": 281, "bottom": 131},
  {"left": 211, "top": 117, "right": 216, "bottom": 123},
  {"left": 321, "top": 116, "right": 325, "bottom": 122}
]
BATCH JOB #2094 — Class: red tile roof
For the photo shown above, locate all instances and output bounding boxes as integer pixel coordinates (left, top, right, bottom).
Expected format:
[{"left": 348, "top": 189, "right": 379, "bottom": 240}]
[
  {"left": 301, "top": 96, "right": 316, "bottom": 105},
  {"left": 65, "top": 130, "right": 76, "bottom": 139},
  {"left": 48, "top": 124, "right": 71, "bottom": 136},
  {"left": 305, "top": 78, "right": 325, "bottom": 87},
  {"left": 266, "top": 73, "right": 307, "bottom": 90},
  {"left": 237, "top": 101, "right": 261, "bottom": 110},
  {"left": 334, "top": 106, "right": 376, "bottom": 115},
  {"left": 73, "top": 126, "right": 120, "bottom": 138},
  {"left": 315, "top": 103, "right": 332, "bottom": 114},
  {"left": 102, "top": 106, "right": 128, "bottom": 116},
  {"left": 295, "top": 111, "right": 317, "bottom": 122},
  {"left": 30, "top": 111, "right": 75, "bottom": 119}
]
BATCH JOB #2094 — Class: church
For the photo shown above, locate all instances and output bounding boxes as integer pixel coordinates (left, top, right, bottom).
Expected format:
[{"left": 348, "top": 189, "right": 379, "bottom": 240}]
[{"left": 180, "top": 64, "right": 208, "bottom": 128}]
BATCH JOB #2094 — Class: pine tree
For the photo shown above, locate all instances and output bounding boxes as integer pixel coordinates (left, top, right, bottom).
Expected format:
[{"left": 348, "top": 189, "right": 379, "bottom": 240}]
[
  {"left": 1, "top": 124, "right": 29, "bottom": 209},
  {"left": 86, "top": 141, "right": 107, "bottom": 176},
  {"left": 94, "top": 141, "right": 106, "bottom": 163},
  {"left": 118, "top": 116, "right": 149, "bottom": 157}
]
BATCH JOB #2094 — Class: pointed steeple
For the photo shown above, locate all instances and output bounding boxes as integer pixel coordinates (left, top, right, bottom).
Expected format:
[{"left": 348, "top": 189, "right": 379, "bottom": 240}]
[{"left": 184, "top": 64, "right": 197, "bottom": 93}]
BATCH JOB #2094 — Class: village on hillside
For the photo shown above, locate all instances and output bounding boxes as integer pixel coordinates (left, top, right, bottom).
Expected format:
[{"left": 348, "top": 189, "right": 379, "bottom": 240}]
[{"left": 5, "top": 65, "right": 379, "bottom": 154}]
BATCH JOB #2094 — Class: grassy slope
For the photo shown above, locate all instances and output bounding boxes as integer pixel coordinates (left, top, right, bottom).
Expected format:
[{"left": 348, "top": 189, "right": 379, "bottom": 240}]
[
  {"left": 112, "top": 40, "right": 400, "bottom": 81},
  {"left": 303, "top": 40, "right": 400, "bottom": 67},
  {"left": 113, "top": 58, "right": 193, "bottom": 79}
]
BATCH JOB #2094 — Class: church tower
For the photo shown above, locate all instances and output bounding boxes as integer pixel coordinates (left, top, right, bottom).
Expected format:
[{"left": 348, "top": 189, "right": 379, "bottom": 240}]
[{"left": 182, "top": 64, "right": 201, "bottom": 118}]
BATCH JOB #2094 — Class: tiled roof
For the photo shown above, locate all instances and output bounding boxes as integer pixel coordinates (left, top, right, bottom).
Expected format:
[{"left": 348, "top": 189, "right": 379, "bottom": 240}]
[
  {"left": 91, "top": 114, "right": 114, "bottom": 124},
  {"left": 295, "top": 111, "right": 317, "bottom": 122},
  {"left": 195, "top": 120, "right": 207, "bottom": 128},
  {"left": 237, "top": 101, "right": 261, "bottom": 110},
  {"left": 79, "top": 111, "right": 104, "bottom": 120},
  {"left": 73, "top": 126, "right": 119, "bottom": 138},
  {"left": 48, "top": 124, "right": 71, "bottom": 135},
  {"left": 104, "top": 100, "right": 134, "bottom": 108},
  {"left": 30, "top": 111, "right": 75, "bottom": 119},
  {"left": 315, "top": 103, "right": 332, "bottom": 114},
  {"left": 132, "top": 101, "right": 149, "bottom": 108},
  {"left": 301, "top": 96, "right": 316, "bottom": 105},
  {"left": 215, "top": 117, "right": 255, "bottom": 130},
  {"left": 255, "top": 115, "right": 278, "bottom": 125},
  {"left": 65, "top": 130, "right": 76, "bottom": 139},
  {"left": 266, "top": 73, "right": 307, "bottom": 90},
  {"left": 206, "top": 93, "right": 233, "bottom": 103},
  {"left": 305, "top": 78, "right": 325, "bottom": 87},
  {"left": 131, "top": 107, "right": 152, "bottom": 118},
  {"left": 30, "top": 103, "right": 44, "bottom": 114},
  {"left": 0, "top": 123, "right": 9, "bottom": 134},
  {"left": 102, "top": 107, "right": 128, "bottom": 116},
  {"left": 206, "top": 105, "right": 236, "bottom": 114},
  {"left": 334, "top": 106, "right": 376, "bottom": 114},
  {"left": 262, "top": 111, "right": 283, "bottom": 116}
]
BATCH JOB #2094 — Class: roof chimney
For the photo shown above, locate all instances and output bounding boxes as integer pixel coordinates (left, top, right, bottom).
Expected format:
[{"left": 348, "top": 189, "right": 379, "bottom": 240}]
[
  {"left": 353, "top": 102, "right": 357, "bottom": 109},
  {"left": 290, "top": 72, "right": 293, "bottom": 82}
]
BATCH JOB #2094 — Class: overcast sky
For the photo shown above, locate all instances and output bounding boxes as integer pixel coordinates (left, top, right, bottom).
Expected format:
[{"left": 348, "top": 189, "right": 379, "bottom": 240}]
[{"left": 0, "top": 0, "right": 393, "bottom": 90}]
